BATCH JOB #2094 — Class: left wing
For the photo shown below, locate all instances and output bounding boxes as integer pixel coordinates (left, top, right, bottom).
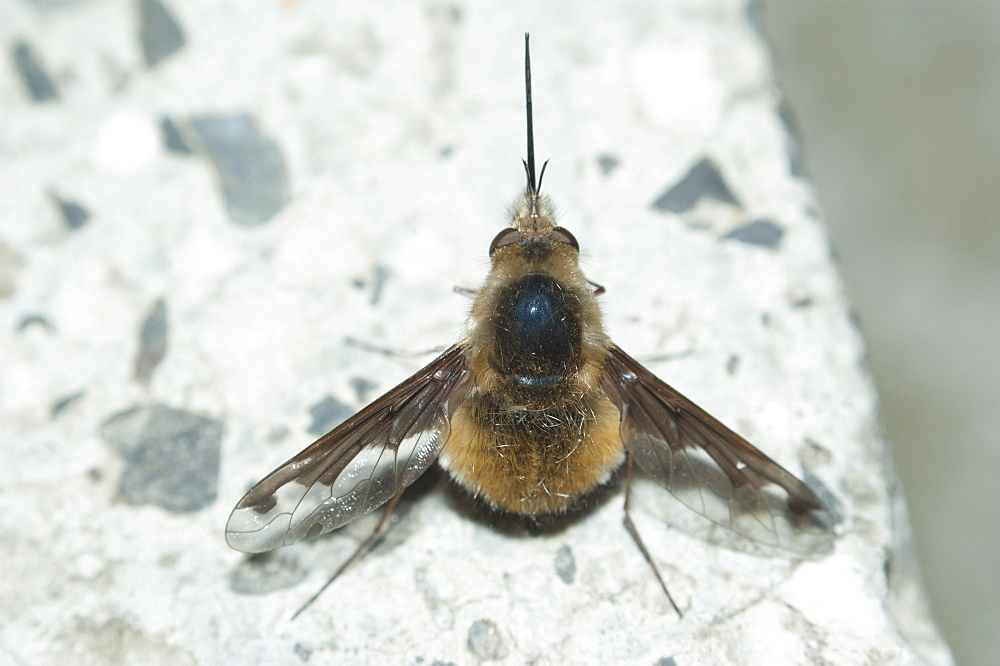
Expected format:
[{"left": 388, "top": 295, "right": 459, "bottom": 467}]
[
  {"left": 226, "top": 344, "right": 472, "bottom": 553},
  {"left": 600, "top": 344, "right": 836, "bottom": 554}
]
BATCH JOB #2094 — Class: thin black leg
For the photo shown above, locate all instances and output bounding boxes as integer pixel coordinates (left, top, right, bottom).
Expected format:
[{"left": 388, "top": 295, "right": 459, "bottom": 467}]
[
  {"left": 292, "top": 488, "right": 407, "bottom": 620},
  {"left": 623, "top": 452, "right": 683, "bottom": 617}
]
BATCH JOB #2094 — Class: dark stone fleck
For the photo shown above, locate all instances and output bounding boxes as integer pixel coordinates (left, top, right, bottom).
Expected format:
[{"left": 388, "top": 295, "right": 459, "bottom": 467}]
[
  {"left": 726, "top": 354, "right": 740, "bottom": 375},
  {"left": 351, "top": 377, "right": 378, "bottom": 403},
  {"left": 138, "top": 0, "right": 186, "bottom": 68},
  {"left": 51, "top": 194, "right": 91, "bottom": 230},
  {"left": 430, "top": 662, "right": 456, "bottom": 666},
  {"left": 554, "top": 544, "right": 576, "bottom": 584},
  {"left": 189, "top": 115, "right": 290, "bottom": 226},
  {"left": 597, "top": 153, "right": 620, "bottom": 176},
  {"left": 352, "top": 266, "right": 389, "bottom": 303},
  {"left": 655, "top": 658, "right": 678, "bottom": 666},
  {"left": 720, "top": 219, "right": 784, "bottom": 249},
  {"left": 777, "top": 101, "right": 801, "bottom": 141},
  {"left": 438, "top": 145, "right": 454, "bottom": 158},
  {"left": 858, "top": 347, "right": 874, "bottom": 377},
  {"left": 371, "top": 264, "right": 388, "bottom": 305},
  {"left": 651, "top": 158, "right": 740, "bottom": 214},
  {"left": 427, "top": 3, "right": 462, "bottom": 26},
  {"left": 134, "top": 298, "right": 168, "bottom": 384},
  {"left": 51, "top": 390, "right": 84, "bottom": 417},
  {"left": 268, "top": 425, "right": 290, "bottom": 442},
  {"left": 17, "top": 314, "right": 52, "bottom": 332},
  {"left": 101, "top": 404, "right": 223, "bottom": 512},
  {"left": 160, "top": 116, "right": 192, "bottom": 154},
  {"left": 787, "top": 147, "right": 806, "bottom": 179},
  {"left": 467, "top": 620, "right": 507, "bottom": 661},
  {"left": 779, "top": 102, "right": 808, "bottom": 178},
  {"left": 791, "top": 296, "right": 814, "bottom": 309},
  {"left": 229, "top": 552, "right": 308, "bottom": 595},
  {"left": 744, "top": 0, "right": 765, "bottom": 38},
  {"left": 803, "top": 437, "right": 833, "bottom": 466},
  {"left": 760, "top": 312, "right": 771, "bottom": 328},
  {"left": 12, "top": 41, "right": 59, "bottom": 102},
  {"left": 307, "top": 395, "right": 353, "bottom": 435},
  {"left": 293, "top": 643, "right": 312, "bottom": 662},
  {"left": 0, "top": 242, "right": 17, "bottom": 298}
]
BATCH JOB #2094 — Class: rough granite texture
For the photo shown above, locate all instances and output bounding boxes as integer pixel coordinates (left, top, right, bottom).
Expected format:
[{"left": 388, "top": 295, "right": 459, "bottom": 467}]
[{"left": 0, "top": 0, "right": 953, "bottom": 664}]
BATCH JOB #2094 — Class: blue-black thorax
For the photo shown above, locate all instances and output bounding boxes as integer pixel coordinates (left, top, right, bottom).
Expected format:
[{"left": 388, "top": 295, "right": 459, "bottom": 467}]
[{"left": 491, "top": 272, "right": 582, "bottom": 387}]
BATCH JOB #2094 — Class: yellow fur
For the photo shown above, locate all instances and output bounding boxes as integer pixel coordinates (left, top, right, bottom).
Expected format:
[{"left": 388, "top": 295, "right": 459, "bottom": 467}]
[{"left": 440, "top": 393, "right": 624, "bottom": 515}]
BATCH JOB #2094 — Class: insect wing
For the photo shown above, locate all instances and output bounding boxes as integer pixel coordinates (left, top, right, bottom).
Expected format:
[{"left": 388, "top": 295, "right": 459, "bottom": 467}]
[
  {"left": 600, "top": 345, "right": 835, "bottom": 554},
  {"left": 226, "top": 344, "right": 472, "bottom": 553}
]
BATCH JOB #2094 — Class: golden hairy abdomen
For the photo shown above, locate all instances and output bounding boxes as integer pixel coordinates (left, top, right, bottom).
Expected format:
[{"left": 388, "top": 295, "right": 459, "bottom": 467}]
[{"left": 439, "top": 392, "right": 625, "bottom": 515}]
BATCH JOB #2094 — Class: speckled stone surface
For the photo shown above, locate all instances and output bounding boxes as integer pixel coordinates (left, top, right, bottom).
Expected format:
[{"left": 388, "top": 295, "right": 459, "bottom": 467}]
[{"left": 0, "top": 1, "right": 952, "bottom": 663}]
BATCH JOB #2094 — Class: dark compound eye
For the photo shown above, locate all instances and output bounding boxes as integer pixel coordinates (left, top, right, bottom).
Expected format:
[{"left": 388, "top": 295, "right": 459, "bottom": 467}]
[
  {"left": 489, "top": 228, "right": 522, "bottom": 256},
  {"left": 550, "top": 226, "right": 579, "bottom": 251}
]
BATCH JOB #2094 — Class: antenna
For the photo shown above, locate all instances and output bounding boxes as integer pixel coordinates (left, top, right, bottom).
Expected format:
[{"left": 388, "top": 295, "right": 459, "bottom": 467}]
[{"left": 524, "top": 33, "right": 537, "bottom": 194}]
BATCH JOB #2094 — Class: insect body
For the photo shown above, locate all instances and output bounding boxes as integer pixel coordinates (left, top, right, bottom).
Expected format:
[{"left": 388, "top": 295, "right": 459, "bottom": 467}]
[
  {"left": 440, "top": 196, "right": 624, "bottom": 516},
  {"left": 226, "top": 35, "right": 834, "bottom": 615}
]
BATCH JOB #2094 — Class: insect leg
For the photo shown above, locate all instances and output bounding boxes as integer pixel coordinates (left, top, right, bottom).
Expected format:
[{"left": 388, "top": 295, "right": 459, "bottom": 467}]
[
  {"left": 344, "top": 336, "right": 448, "bottom": 358},
  {"left": 292, "top": 487, "right": 407, "bottom": 620},
  {"left": 623, "top": 451, "right": 683, "bottom": 617}
]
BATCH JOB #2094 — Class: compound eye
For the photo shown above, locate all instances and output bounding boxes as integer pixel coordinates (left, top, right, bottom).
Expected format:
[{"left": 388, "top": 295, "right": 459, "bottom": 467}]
[
  {"left": 550, "top": 226, "right": 579, "bottom": 251},
  {"left": 489, "top": 228, "right": 522, "bottom": 256}
]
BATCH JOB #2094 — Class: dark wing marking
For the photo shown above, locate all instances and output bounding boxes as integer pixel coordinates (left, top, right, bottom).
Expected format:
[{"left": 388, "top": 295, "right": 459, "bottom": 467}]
[
  {"left": 226, "top": 344, "right": 472, "bottom": 553},
  {"left": 600, "top": 345, "right": 835, "bottom": 554}
]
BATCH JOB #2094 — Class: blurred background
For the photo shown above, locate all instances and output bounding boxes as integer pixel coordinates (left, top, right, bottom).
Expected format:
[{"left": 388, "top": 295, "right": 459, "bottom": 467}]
[{"left": 761, "top": 3, "right": 1000, "bottom": 664}]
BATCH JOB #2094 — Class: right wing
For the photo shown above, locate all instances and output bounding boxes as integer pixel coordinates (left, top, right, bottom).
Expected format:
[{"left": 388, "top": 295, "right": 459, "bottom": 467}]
[{"left": 600, "top": 345, "right": 836, "bottom": 555}]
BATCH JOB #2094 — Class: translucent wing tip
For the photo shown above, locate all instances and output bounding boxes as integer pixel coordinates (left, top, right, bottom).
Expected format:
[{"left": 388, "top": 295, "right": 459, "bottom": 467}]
[{"left": 226, "top": 509, "right": 293, "bottom": 553}]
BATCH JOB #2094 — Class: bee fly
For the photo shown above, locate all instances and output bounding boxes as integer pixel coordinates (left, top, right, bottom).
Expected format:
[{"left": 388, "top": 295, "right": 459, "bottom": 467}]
[{"left": 226, "top": 34, "right": 835, "bottom": 618}]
